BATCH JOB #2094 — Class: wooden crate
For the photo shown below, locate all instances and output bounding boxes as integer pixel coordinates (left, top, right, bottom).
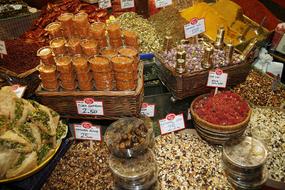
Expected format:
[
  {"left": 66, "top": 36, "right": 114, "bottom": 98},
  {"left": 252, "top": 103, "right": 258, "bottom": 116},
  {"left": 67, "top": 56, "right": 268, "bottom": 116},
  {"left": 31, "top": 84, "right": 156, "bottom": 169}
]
[
  {"left": 35, "top": 63, "right": 144, "bottom": 120},
  {"left": 155, "top": 55, "right": 251, "bottom": 100}
]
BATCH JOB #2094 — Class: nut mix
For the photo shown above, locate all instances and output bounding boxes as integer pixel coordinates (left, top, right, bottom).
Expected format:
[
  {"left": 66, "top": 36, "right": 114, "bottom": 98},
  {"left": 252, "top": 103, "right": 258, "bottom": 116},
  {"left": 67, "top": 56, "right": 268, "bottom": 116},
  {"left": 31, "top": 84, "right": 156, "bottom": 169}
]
[
  {"left": 42, "top": 141, "right": 112, "bottom": 190},
  {"left": 245, "top": 107, "right": 285, "bottom": 183},
  {"left": 154, "top": 132, "right": 233, "bottom": 189},
  {"left": 233, "top": 70, "right": 285, "bottom": 107}
]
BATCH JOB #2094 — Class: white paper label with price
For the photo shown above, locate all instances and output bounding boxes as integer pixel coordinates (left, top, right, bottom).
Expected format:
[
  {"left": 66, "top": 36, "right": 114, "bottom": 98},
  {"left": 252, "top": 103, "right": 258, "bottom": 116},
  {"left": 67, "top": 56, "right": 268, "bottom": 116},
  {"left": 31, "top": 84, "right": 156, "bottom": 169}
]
[
  {"left": 159, "top": 113, "right": 185, "bottom": 135},
  {"left": 0, "top": 41, "right": 7, "bottom": 55},
  {"left": 155, "top": 0, "right": 172, "bottom": 8},
  {"left": 207, "top": 69, "right": 228, "bottom": 88},
  {"left": 184, "top": 18, "right": 205, "bottom": 38},
  {"left": 76, "top": 98, "right": 104, "bottom": 115},
  {"left": 140, "top": 103, "right": 155, "bottom": 117},
  {"left": 99, "top": 0, "right": 111, "bottom": 9},
  {"left": 120, "top": 0, "right": 134, "bottom": 9},
  {"left": 11, "top": 84, "right": 26, "bottom": 98},
  {"left": 74, "top": 122, "right": 102, "bottom": 141}
]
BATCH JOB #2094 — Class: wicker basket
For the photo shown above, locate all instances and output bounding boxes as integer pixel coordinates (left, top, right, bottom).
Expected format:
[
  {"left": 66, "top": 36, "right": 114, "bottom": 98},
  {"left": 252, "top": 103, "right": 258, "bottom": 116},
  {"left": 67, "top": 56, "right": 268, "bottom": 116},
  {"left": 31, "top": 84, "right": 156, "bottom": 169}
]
[
  {"left": 190, "top": 93, "right": 252, "bottom": 144},
  {"left": 35, "top": 63, "right": 144, "bottom": 120},
  {"left": 155, "top": 54, "right": 251, "bottom": 100}
]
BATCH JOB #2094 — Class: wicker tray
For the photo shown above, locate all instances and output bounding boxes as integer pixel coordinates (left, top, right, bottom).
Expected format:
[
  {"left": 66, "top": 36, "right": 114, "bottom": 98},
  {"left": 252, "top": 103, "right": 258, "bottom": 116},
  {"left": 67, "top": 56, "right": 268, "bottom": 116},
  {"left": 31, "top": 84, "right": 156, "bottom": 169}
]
[
  {"left": 35, "top": 63, "right": 144, "bottom": 120},
  {"left": 155, "top": 54, "right": 252, "bottom": 100}
]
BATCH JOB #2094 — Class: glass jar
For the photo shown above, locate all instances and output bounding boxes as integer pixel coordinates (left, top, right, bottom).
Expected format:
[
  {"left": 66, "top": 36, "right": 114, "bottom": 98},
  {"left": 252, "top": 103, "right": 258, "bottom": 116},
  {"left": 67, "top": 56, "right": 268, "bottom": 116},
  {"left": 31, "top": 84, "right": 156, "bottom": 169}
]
[{"left": 109, "top": 150, "right": 157, "bottom": 190}]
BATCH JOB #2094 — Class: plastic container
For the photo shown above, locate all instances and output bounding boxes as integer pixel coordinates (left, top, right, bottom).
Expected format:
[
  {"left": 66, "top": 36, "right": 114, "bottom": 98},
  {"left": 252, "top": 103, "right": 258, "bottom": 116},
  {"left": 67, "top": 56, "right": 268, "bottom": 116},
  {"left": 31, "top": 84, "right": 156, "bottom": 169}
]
[
  {"left": 72, "top": 54, "right": 89, "bottom": 73},
  {"left": 88, "top": 56, "right": 112, "bottom": 72},
  {"left": 97, "top": 38, "right": 108, "bottom": 48},
  {"left": 111, "top": 56, "right": 134, "bottom": 72},
  {"left": 93, "top": 72, "right": 113, "bottom": 81},
  {"left": 223, "top": 136, "right": 268, "bottom": 189},
  {"left": 123, "top": 30, "right": 139, "bottom": 46},
  {"left": 66, "top": 37, "right": 82, "bottom": 55},
  {"left": 59, "top": 71, "right": 76, "bottom": 82},
  {"left": 50, "top": 37, "right": 66, "bottom": 55},
  {"left": 55, "top": 55, "right": 73, "bottom": 73},
  {"left": 77, "top": 72, "right": 93, "bottom": 82},
  {"left": 107, "top": 22, "right": 121, "bottom": 39},
  {"left": 60, "top": 79, "right": 77, "bottom": 91},
  {"left": 116, "top": 80, "right": 136, "bottom": 91},
  {"left": 78, "top": 79, "right": 94, "bottom": 91},
  {"left": 90, "top": 22, "right": 106, "bottom": 39},
  {"left": 45, "top": 22, "right": 62, "bottom": 39},
  {"left": 37, "top": 46, "right": 55, "bottom": 65},
  {"left": 115, "top": 71, "right": 134, "bottom": 81},
  {"left": 100, "top": 47, "right": 118, "bottom": 59},
  {"left": 110, "top": 38, "right": 123, "bottom": 48},
  {"left": 105, "top": 117, "right": 154, "bottom": 158},
  {"left": 81, "top": 39, "right": 98, "bottom": 56},
  {"left": 95, "top": 80, "right": 114, "bottom": 91},
  {"left": 37, "top": 64, "right": 57, "bottom": 81},
  {"left": 72, "top": 12, "right": 90, "bottom": 37},
  {"left": 109, "top": 150, "right": 157, "bottom": 190},
  {"left": 42, "top": 79, "right": 58, "bottom": 90},
  {"left": 58, "top": 13, "right": 74, "bottom": 38}
]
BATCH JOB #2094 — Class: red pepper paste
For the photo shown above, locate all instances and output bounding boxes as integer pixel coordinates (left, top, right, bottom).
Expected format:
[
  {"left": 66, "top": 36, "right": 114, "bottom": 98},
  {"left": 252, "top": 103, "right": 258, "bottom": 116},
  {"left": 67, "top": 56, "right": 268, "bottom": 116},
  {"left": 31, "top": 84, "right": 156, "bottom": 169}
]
[{"left": 193, "top": 91, "right": 250, "bottom": 126}]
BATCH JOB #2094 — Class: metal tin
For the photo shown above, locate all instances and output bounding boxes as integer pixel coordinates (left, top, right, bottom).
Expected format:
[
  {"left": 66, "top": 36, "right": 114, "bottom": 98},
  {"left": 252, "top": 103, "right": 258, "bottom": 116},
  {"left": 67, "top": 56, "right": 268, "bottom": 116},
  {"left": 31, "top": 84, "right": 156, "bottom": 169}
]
[
  {"left": 239, "top": 38, "right": 258, "bottom": 61},
  {"left": 201, "top": 46, "right": 213, "bottom": 69},
  {"left": 214, "top": 26, "right": 225, "bottom": 49}
]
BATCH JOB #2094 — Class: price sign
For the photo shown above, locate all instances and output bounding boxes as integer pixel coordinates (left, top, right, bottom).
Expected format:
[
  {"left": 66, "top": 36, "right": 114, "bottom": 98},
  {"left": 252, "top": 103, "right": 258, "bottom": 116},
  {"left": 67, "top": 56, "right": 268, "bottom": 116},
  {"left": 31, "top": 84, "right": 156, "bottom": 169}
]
[
  {"left": 140, "top": 103, "right": 155, "bottom": 117},
  {"left": 11, "top": 84, "right": 26, "bottom": 98},
  {"left": 74, "top": 122, "right": 102, "bottom": 141},
  {"left": 99, "top": 0, "right": 111, "bottom": 9},
  {"left": 0, "top": 41, "right": 7, "bottom": 55},
  {"left": 120, "top": 0, "right": 134, "bottom": 9},
  {"left": 159, "top": 113, "right": 185, "bottom": 135},
  {"left": 155, "top": 0, "right": 172, "bottom": 8},
  {"left": 76, "top": 98, "right": 104, "bottom": 115},
  {"left": 184, "top": 18, "right": 205, "bottom": 38},
  {"left": 207, "top": 68, "right": 228, "bottom": 88}
]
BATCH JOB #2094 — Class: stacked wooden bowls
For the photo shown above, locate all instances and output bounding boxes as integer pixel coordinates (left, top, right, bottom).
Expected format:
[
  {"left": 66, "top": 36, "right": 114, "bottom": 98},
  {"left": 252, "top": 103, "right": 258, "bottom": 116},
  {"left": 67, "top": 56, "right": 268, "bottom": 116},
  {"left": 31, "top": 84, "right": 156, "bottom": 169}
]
[{"left": 190, "top": 93, "right": 252, "bottom": 145}]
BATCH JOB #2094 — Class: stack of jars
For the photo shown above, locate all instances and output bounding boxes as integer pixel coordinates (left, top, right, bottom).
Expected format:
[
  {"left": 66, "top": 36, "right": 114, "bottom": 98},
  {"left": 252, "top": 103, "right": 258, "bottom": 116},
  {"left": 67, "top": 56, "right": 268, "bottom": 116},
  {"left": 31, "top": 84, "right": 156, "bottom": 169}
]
[
  {"left": 38, "top": 12, "right": 140, "bottom": 92},
  {"left": 37, "top": 47, "right": 58, "bottom": 91},
  {"left": 105, "top": 118, "right": 157, "bottom": 190},
  {"left": 111, "top": 56, "right": 136, "bottom": 91},
  {"left": 73, "top": 55, "right": 93, "bottom": 91},
  {"left": 89, "top": 56, "right": 114, "bottom": 90},
  {"left": 107, "top": 23, "right": 123, "bottom": 48}
]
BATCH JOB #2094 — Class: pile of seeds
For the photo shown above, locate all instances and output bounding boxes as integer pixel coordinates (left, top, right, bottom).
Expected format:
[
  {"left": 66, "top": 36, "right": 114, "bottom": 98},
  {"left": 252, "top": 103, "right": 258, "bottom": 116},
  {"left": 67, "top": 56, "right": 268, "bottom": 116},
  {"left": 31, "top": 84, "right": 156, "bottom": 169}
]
[
  {"left": 149, "top": 6, "right": 188, "bottom": 46},
  {"left": 42, "top": 141, "right": 113, "bottom": 190},
  {"left": 245, "top": 107, "right": 285, "bottom": 182},
  {"left": 233, "top": 70, "right": 285, "bottom": 107},
  {"left": 117, "top": 12, "right": 163, "bottom": 53},
  {"left": 154, "top": 132, "right": 233, "bottom": 189}
]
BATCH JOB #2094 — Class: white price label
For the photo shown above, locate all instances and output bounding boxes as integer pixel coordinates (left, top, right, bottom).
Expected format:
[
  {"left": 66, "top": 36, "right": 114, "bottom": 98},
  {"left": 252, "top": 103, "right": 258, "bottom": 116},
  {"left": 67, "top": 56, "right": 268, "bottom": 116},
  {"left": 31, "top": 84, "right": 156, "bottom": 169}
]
[
  {"left": 11, "top": 84, "right": 26, "bottom": 98},
  {"left": 99, "top": 0, "right": 111, "bottom": 9},
  {"left": 74, "top": 122, "right": 102, "bottom": 141},
  {"left": 0, "top": 41, "right": 7, "bottom": 55},
  {"left": 159, "top": 113, "right": 185, "bottom": 135},
  {"left": 155, "top": 0, "right": 172, "bottom": 8},
  {"left": 140, "top": 103, "right": 155, "bottom": 117},
  {"left": 207, "top": 69, "right": 228, "bottom": 88},
  {"left": 120, "top": 0, "right": 135, "bottom": 9},
  {"left": 184, "top": 18, "right": 205, "bottom": 38},
  {"left": 76, "top": 98, "right": 104, "bottom": 115}
]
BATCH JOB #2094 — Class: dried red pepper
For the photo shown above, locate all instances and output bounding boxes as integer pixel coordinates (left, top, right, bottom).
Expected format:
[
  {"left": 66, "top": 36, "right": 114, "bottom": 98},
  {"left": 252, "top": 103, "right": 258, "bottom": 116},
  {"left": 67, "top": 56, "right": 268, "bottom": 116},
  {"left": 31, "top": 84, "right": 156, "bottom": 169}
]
[{"left": 193, "top": 91, "right": 250, "bottom": 126}]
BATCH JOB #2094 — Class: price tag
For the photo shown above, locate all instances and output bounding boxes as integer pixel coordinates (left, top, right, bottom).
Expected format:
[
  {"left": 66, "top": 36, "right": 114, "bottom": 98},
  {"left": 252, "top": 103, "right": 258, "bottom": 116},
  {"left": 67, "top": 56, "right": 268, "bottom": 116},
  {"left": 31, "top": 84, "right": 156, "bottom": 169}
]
[
  {"left": 207, "top": 68, "right": 228, "bottom": 88},
  {"left": 184, "top": 18, "right": 205, "bottom": 38},
  {"left": 120, "top": 0, "right": 135, "bottom": 9},
  {"left": 155, "top": 0, "right": 172, "bottom": 8},
  {"left": 98, "top": 0, "right": 111, "bottom": 9},
  {"left": 11, "top": 84, "right": 26, "bottom": 98},
  {"left": 76, "top": 98, "right": 104, "bottom": 115},
  {"left": 140, "top": 103, "right": 155, "bottom": 117},
  {"left": 0, "top": 41, "right": 7, "bottom": 55},
  {"left": 159, "top": 113, "right": 185, "bottom": 135},
  {"left": 74, "top": 122, "right": 102, "bottom": 141}
]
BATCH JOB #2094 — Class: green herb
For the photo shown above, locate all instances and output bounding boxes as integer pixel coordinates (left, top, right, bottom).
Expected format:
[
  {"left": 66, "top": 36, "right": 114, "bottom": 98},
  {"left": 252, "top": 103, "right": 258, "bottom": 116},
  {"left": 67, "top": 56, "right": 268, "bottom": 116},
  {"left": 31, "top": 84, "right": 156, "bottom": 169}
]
[
  {"left": 56, "top": 122, "right": 67, "bottom": 140},
  {"left": 32, "top": 110, "right": 50, "bottom": 129},
  {"left": 28, "top": 100, "right": 40, "bottom": 109},
  {"left": 37, "top": 144, "right": 52, "bottom": 163},
  {"left": 50, "top": 110, "right": 59, "bottom": 118},
  {"left": 41, "top": 132, "right": 51, "bottom": 141},
  {"left": 15, "top": 100, "right": 24, "bottom": 120},
  {"left": 0, "top": 140, "right": 23, "bottom": 149},
  {"left": 16, "top": 153, "right": 25, "bottom": 166},
  {"left": 18, "top": 123, "right": 35, "bottom": 143}
]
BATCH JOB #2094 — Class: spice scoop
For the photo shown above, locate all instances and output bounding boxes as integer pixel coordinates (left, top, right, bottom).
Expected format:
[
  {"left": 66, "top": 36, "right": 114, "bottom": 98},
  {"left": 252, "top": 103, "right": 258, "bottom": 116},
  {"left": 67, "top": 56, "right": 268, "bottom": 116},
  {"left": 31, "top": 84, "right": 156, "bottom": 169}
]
[{"left": 105, "top": 117, "right": 154, "bottom": 158}]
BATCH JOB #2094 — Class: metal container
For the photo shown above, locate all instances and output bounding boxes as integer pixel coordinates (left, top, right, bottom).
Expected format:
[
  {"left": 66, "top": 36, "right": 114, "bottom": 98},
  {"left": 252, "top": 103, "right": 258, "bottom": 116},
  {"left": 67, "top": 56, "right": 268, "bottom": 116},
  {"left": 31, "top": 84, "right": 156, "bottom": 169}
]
[
  {"left": 109, "top": 149, "right": 157, "bottom": 190},
  {"left": 223, "top": 136, "right": 268, "bottom": 189}
]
